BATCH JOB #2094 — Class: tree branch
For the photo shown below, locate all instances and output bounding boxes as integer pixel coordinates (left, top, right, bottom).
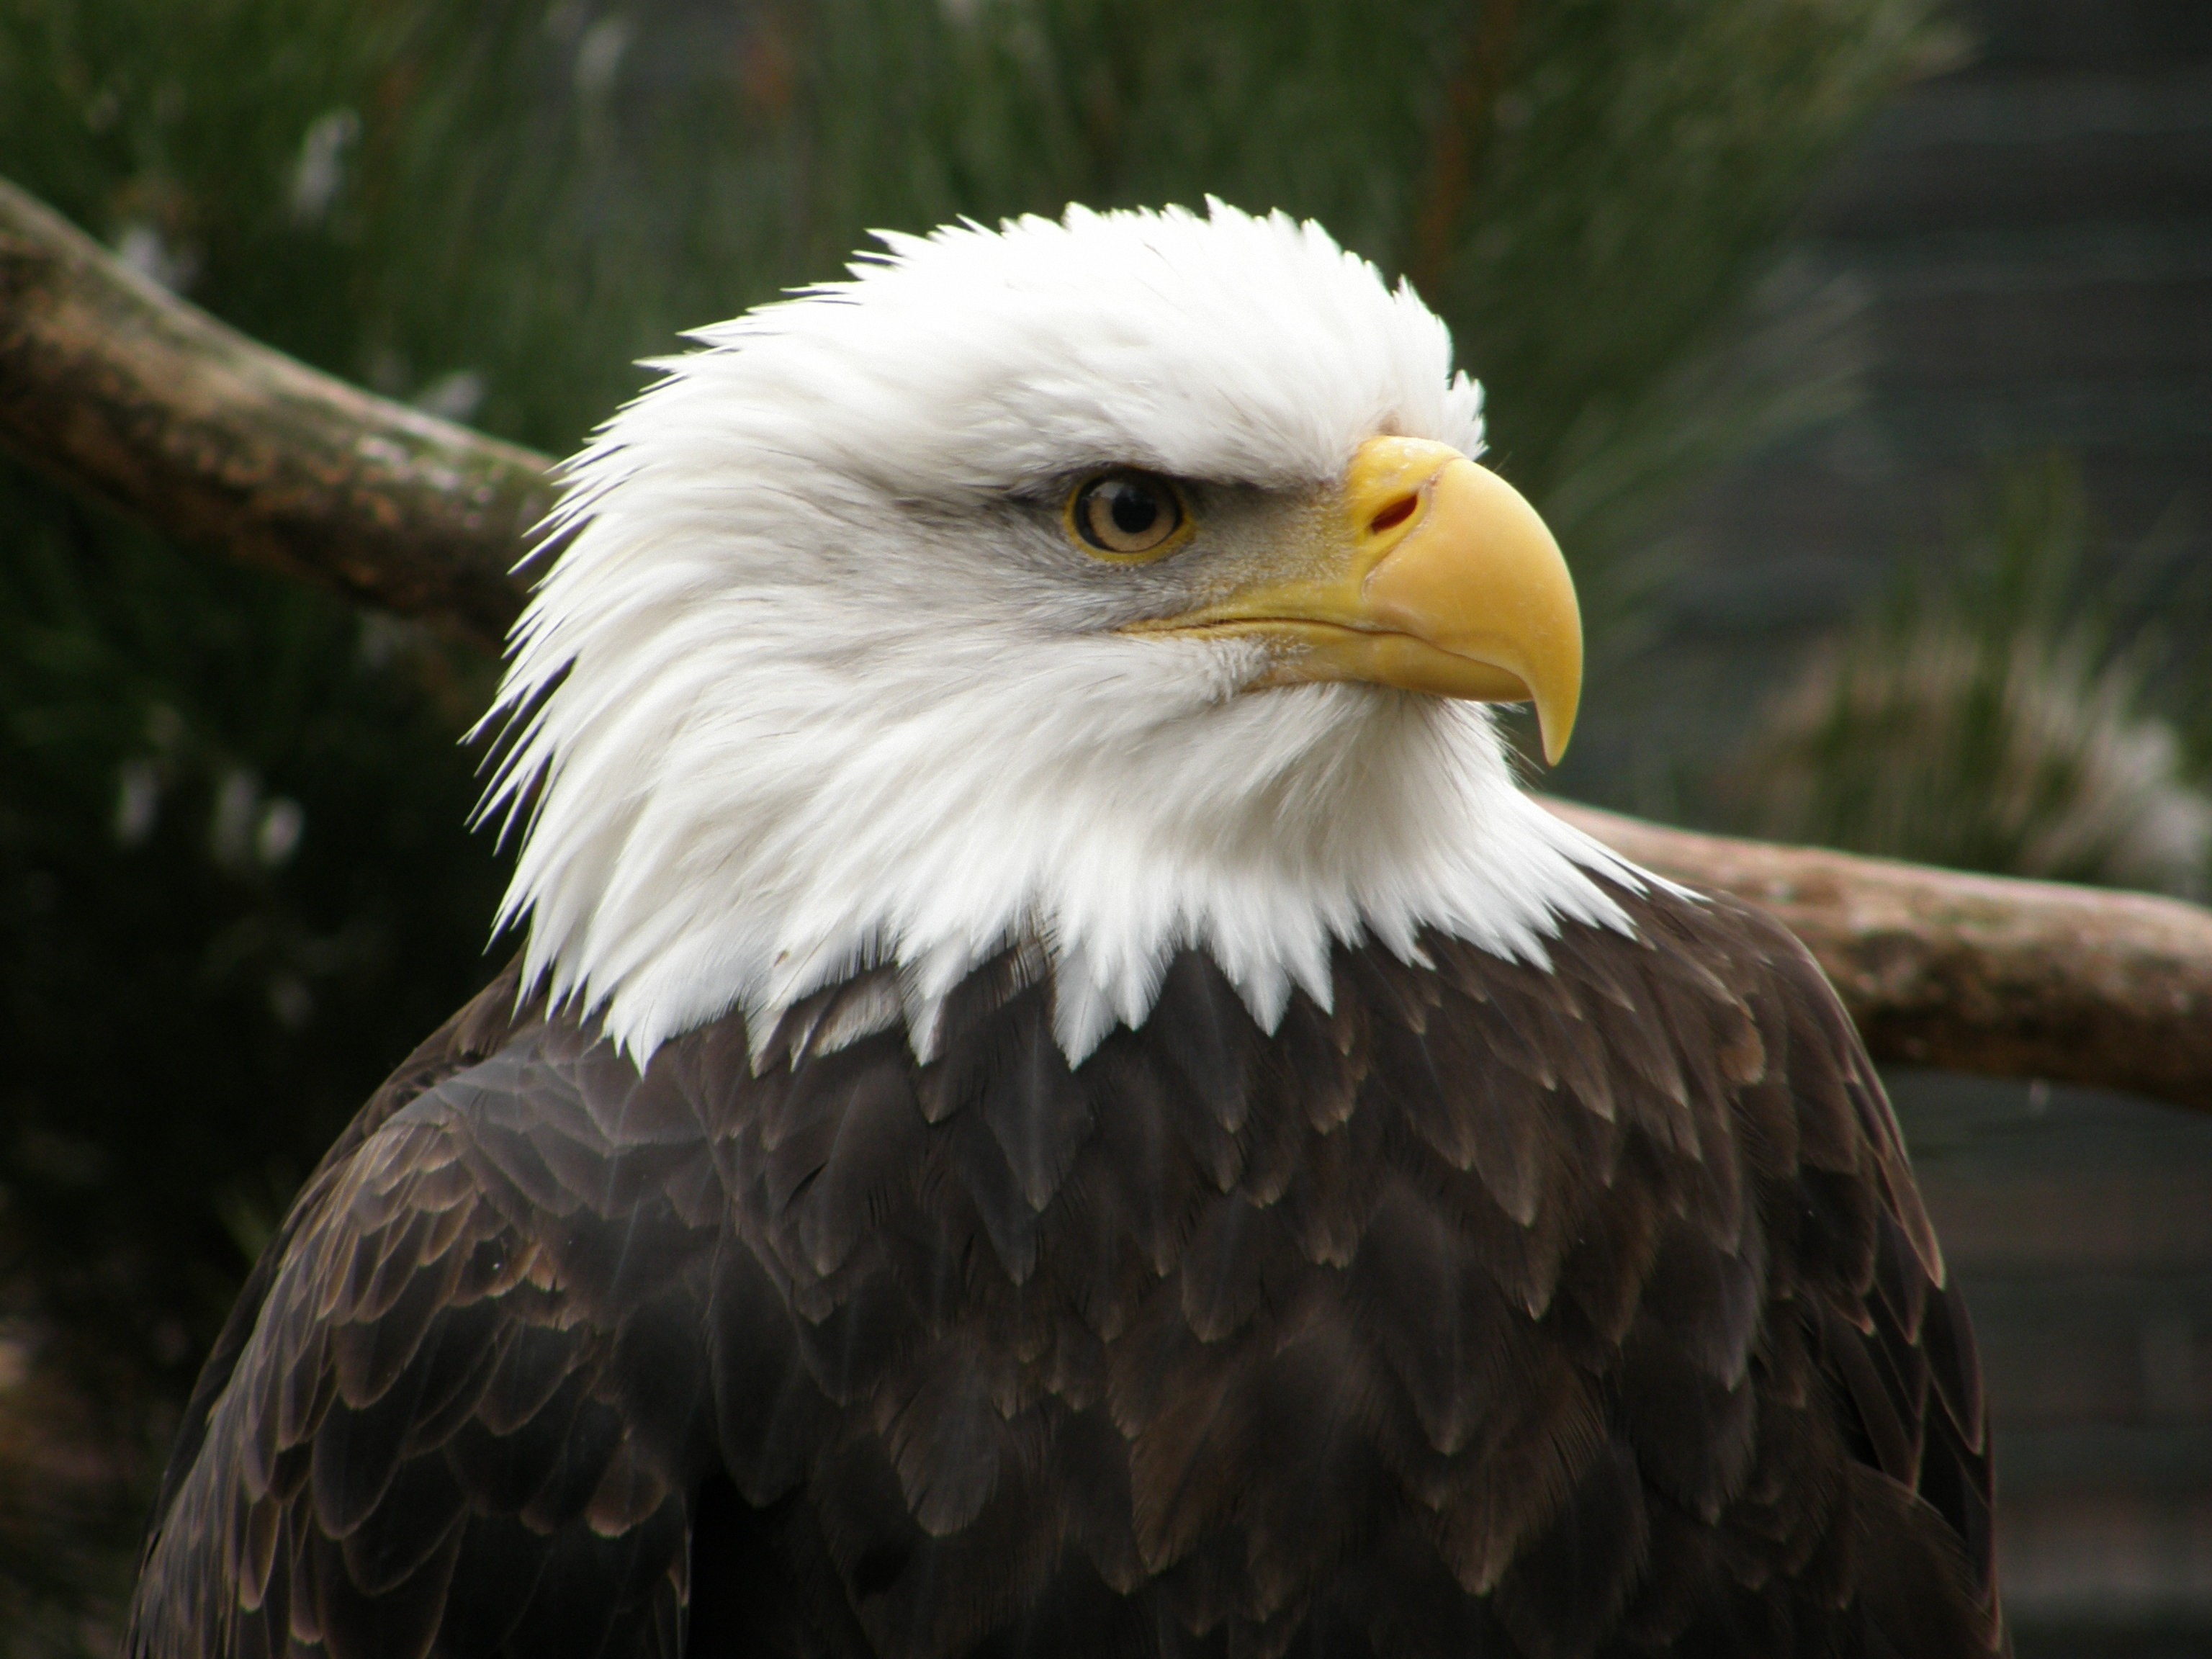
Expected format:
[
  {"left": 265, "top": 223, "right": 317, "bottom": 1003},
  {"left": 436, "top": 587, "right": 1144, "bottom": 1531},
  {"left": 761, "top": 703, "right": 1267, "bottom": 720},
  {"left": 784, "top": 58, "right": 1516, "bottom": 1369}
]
[
  {"left": 0, "top": 176, "right": 547, "bottom": 652},
  {"left": 1550, "top": 803, "right": 2212, "bottom": 1113},
  {"left": 4, "top": 174, "right": 2210, "bottom": 1113}
]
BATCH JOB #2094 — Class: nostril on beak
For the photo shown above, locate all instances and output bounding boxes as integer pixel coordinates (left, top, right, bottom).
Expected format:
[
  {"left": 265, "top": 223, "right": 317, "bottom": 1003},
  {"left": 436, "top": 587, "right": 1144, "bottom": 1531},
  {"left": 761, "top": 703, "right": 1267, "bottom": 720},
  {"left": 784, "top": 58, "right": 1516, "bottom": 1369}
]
[{"left": 1368, "top": 493, "right": 1419, "bottom": 536}]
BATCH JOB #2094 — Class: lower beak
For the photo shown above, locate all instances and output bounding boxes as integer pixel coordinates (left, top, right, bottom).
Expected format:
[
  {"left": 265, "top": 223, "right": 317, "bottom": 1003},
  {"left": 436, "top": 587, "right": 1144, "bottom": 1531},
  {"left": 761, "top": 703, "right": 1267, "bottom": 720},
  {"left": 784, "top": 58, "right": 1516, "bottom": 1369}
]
[{"left": 1123, "top": 436, "right": 1583, "bottom": 765}]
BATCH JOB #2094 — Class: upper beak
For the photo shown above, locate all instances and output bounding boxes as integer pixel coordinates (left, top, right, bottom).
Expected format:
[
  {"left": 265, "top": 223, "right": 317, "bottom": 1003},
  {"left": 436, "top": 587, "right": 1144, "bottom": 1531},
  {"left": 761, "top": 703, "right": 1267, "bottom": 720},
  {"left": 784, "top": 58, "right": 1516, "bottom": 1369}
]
[{"left": 1123, "top": 436, "right": 1583, "bottom": 765}]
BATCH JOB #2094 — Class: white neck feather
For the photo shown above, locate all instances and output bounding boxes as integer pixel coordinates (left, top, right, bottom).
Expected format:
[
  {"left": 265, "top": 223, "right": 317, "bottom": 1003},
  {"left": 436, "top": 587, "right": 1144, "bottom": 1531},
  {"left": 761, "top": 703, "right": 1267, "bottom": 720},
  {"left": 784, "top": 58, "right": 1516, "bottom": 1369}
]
[{"left": 486, "top": 586, "right": 1640, "bottom": 1062}]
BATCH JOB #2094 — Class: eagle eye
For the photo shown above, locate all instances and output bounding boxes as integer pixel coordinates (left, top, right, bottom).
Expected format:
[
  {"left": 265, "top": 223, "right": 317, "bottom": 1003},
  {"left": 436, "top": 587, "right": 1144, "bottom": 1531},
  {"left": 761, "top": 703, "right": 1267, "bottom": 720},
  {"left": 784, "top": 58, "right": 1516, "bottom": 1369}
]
[{"left": 1069, "top": 471, "right": 1187, "bottom": 560}]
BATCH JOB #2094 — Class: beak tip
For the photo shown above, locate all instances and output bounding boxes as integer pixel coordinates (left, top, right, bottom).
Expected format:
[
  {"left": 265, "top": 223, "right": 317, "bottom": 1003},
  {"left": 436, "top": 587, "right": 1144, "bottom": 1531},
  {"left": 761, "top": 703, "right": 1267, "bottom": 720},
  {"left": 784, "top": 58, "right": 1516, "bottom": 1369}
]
[{"left": 1535, "top": 689, "right": 1578, "bottom": 768}]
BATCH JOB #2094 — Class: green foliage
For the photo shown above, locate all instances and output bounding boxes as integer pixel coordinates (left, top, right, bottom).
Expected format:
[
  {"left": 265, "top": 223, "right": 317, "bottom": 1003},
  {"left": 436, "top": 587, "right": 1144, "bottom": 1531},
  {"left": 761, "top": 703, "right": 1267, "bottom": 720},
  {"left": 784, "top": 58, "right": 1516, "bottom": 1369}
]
[
  {"left": 0, "top": 0, "right": 1941, "bottom": 1644},
  {"left": 0, "top": 0, "right": 1943, "bottom": 495},
  {"left": 1730, "top": 453, "right": 2212, "bottom": 894},
  {"left": 0, "top": 474, "right": 508, "bottom": 1649}
]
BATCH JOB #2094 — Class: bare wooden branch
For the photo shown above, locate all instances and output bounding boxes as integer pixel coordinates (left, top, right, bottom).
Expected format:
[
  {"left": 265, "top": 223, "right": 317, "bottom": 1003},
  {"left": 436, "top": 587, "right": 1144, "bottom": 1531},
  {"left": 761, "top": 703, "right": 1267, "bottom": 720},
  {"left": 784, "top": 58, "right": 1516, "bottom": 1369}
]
[
  {"left": 0, "top": 176, "right": 549, "bottom": 652},
  {"left": 1550, "top": 802, "right": 2212, "bottom": 1113},
  {"left": 3, "top": 174, "right": 2210, "bottom": 1112}
]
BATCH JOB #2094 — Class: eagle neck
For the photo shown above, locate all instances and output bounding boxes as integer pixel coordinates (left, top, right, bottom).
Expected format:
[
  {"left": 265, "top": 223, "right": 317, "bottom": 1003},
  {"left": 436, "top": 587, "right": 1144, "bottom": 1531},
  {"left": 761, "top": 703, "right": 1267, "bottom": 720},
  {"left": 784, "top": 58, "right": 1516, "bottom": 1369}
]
[{"left": 495, "top": 658, "right": 1645, "bottom": 1069}]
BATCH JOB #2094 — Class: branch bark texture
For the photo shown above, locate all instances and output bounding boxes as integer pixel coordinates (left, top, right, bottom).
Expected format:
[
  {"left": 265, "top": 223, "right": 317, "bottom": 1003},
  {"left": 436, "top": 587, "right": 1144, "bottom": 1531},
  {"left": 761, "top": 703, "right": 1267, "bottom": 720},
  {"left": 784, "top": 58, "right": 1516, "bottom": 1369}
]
[
  {"left": 0, "top": 177, "right": 547, "bottom": 652},
  {"left": 1551, "top": 804, "right": 2212, "bottom": 1114},
  {"left": 4, "top": 174, "right": 2210, "bottom": 1113}
]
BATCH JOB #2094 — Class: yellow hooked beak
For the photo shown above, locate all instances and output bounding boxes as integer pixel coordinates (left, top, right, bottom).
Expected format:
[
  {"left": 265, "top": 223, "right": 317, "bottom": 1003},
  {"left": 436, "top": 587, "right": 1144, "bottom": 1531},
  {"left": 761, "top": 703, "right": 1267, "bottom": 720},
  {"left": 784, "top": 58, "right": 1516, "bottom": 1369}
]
[{"left": 1123, "top": 436, "right": 1583, "bottom": 764}]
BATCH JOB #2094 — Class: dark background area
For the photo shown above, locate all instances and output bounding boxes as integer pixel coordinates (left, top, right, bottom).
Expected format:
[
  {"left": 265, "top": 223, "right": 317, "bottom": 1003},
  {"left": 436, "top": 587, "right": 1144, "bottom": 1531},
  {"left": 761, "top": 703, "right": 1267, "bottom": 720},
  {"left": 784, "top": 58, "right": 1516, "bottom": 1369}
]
[
  {"left": 0, "top": 0, "right": 2206, "bottom": 1652},
  {"left": 1585, "top": 0, "right": 2212, "bottom": 810},
  {"left": 1637, "top": 5, "right": 2212, "bottom": 1648}
]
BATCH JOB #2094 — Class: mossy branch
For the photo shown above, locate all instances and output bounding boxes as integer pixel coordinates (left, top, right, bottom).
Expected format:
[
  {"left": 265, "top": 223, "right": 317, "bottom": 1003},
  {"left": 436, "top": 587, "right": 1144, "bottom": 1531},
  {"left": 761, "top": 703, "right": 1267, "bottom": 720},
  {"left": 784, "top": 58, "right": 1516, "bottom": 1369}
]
[{"left": 0, "top": 176, "right": 545, "bottom": 652}]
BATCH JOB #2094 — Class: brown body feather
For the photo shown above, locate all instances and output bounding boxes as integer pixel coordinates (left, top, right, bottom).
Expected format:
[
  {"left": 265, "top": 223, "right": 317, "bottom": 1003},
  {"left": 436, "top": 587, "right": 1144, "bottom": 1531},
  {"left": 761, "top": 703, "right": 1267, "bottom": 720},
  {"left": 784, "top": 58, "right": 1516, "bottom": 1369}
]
[{"left": 127, "top": 884, "right": 2003, "bottom": 1658}]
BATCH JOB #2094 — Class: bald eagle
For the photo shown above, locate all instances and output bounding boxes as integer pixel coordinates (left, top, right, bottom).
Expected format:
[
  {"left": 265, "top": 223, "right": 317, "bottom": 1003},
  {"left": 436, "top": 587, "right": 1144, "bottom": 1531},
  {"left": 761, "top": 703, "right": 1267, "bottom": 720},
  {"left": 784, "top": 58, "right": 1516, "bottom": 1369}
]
[{"left": 129, "top": 204, "right": 2001, "bottom": 1659}]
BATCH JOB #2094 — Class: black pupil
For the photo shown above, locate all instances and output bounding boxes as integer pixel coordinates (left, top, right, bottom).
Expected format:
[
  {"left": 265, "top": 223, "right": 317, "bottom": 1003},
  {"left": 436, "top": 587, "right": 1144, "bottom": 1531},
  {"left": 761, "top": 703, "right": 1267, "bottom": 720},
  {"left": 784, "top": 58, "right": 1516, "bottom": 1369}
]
[{"left": 1107, "top": 482, "right": 1158, "bottom": 536}]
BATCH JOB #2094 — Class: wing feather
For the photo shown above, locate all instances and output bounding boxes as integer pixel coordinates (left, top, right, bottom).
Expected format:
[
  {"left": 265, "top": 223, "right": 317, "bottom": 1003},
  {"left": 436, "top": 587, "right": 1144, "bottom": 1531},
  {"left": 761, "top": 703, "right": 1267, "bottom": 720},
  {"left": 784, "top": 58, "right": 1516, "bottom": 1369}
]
[
  {"left": 132, "top": 883, "right": 2002, "bottom": 1658},
  {"left": 127, "top": 985, "right": 721, "bottom": 1659}
]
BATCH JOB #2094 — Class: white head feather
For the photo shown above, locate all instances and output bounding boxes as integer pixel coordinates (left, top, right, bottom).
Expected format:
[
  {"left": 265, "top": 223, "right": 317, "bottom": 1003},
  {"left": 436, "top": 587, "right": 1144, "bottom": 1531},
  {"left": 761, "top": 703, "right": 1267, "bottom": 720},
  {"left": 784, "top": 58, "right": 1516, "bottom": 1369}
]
[{"left": 479, "top": 201, "right": 1639, "bottom": 1064}]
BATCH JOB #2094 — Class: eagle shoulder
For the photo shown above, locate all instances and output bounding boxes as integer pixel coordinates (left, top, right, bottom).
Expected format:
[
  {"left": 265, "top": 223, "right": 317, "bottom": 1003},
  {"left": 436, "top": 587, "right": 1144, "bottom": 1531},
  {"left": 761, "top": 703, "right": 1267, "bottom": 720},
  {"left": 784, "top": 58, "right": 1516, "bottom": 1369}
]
[
  {"left": 1518, "top": 882, "right": 2001, "bottom": 1656},
  {"left": 125, "top": 986, "right": 724, "bottom": 1659}
]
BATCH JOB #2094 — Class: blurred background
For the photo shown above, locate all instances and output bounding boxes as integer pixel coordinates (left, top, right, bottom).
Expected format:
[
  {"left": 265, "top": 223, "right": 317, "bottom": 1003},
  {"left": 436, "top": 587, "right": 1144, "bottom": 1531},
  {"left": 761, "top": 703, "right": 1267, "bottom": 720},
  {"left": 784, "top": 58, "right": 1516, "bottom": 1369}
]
[{"left": 0, "top": 0, "right": 2206, "bottom": 1652}]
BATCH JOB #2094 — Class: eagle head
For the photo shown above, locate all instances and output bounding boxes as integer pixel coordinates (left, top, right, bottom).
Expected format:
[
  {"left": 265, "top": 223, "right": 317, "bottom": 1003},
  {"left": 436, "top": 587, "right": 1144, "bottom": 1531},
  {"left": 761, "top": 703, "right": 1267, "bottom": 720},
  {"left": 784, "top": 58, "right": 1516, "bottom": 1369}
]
[{"left": 481, "top": 201, "right": 1635, "bottom": 1064}]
